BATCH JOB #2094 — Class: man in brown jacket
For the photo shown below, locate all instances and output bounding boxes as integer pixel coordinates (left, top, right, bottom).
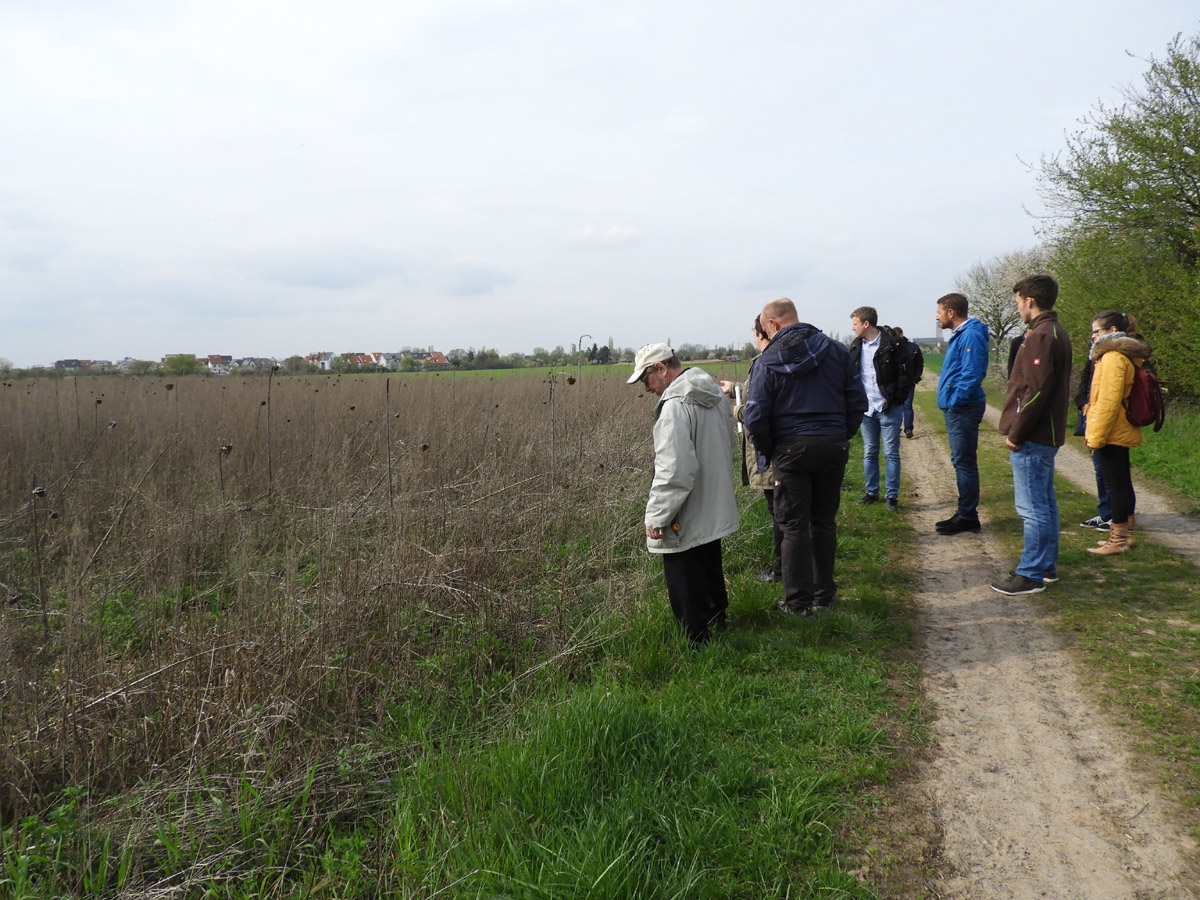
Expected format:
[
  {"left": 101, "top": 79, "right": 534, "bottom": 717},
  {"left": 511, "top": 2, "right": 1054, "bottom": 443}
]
[{"left": 992, "top": 274, "right": 1072, "bottom": 595}]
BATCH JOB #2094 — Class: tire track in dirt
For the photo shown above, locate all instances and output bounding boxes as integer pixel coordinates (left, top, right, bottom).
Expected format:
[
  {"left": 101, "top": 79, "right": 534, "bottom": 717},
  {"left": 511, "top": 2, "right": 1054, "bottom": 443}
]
[{"left": 904, "top": 390, "right": 1198, "bottom": 900}]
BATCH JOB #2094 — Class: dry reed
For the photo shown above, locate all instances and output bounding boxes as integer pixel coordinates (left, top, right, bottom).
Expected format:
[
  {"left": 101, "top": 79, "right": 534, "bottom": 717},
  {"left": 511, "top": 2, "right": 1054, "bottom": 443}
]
[{"left": 0, "top": 370, "right": 659, "bottom": 824}]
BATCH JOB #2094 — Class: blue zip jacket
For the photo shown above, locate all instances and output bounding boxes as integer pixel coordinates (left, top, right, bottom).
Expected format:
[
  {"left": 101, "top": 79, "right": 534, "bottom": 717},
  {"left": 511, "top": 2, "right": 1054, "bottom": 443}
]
[
  {"left": 743, "top": 322, "right": 867, "bottom": 471},
  {"left": 936, "top": 317, "right": 990, "bottom": 409}
]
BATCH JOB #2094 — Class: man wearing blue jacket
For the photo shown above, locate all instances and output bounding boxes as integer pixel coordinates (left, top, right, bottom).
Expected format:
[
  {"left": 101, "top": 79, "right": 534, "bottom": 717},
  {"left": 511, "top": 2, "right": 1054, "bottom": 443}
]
[
  {"left": 744, "top": 298, "right": 867, "bottom": 617},
  {"left": 934, "top": 292, "right": 990, "bottom": 535}
]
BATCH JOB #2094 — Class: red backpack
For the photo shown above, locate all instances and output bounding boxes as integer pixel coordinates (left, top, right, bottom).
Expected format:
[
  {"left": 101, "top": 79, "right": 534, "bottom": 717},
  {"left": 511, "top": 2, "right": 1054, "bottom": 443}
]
[{"left": 1124, "top": 365, "right": 1166, "bottom": 432}]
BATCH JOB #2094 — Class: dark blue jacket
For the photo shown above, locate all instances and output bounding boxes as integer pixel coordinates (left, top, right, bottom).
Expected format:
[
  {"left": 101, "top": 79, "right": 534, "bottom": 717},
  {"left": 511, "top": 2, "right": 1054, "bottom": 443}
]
[{"left": 743, "top": 323, "right": 867, "bottom": 471}]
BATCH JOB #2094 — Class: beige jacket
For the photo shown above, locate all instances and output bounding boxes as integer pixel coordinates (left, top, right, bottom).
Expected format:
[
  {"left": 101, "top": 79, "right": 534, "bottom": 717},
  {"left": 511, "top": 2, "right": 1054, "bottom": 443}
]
[{"left": 645, "top": 368, "right": 740, "bottom": 554}]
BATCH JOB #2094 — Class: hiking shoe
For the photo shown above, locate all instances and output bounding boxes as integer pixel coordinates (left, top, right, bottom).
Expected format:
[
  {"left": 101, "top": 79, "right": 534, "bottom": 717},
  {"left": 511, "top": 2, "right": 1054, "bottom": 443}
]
[
  {"left": 755, "top": 568, "right": 782, "bottom": 583},
  {"left": 936, "top": 515, "right": 981, "bottom": 535},
  {"left": 775, "top": 600, "right": 814, "bottom": 618},
  {"left": 856, "top": 493, "right": 879, "bottom": 506},
  {"left": 991, "top": 573, "right": 1045, "bottom": 595},
  {"left": 885, "top": 497, "right": 899, "bottom": 512},
  {"left": 1080, "top": 515, "right": 1111, "bottom": 531}
]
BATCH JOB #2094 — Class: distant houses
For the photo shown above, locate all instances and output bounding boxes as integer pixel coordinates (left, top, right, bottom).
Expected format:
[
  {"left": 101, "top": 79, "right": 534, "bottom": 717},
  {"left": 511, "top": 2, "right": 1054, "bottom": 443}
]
[
  {"left": 306, "top": 351, "right": 335, "bottom": 371},
  {"left": 47, "top": 348, "right": 453, "bottom": 375}
]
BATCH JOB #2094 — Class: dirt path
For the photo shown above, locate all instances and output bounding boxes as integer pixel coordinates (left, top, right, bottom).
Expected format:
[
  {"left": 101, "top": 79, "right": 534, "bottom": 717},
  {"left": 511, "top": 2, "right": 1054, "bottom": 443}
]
[{"left": 904, "top": 392, "right": 1199, "bottom": 899}]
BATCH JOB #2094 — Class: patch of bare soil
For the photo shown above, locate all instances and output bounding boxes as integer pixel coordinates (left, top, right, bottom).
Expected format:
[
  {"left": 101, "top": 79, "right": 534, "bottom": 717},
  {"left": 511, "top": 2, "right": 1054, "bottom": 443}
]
[{"left": 897, "top": 391, "right": 1199, "bottom": 900}]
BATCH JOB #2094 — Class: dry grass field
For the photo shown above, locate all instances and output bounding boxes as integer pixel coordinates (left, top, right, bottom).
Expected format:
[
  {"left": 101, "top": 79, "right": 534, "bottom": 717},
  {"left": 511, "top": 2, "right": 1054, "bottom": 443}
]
[{"left": 0, "top": 369, "right": 653, "bottom": 823}]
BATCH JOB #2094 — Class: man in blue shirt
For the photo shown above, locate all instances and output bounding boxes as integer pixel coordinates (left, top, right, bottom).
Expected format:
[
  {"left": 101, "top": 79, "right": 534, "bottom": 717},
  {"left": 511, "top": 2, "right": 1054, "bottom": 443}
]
[{"left": 934, "top": 293, "right": 991, "bottom": 535}]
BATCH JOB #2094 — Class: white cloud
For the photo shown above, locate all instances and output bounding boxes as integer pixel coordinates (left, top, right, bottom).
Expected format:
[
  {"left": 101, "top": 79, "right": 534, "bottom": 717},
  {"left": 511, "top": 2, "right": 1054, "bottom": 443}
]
[
  {"left": 566, "top": 225, "right": 644, "bottom": 248},
  {"left": 1, "top": 0, "right": 1196, "bottom": 365}
]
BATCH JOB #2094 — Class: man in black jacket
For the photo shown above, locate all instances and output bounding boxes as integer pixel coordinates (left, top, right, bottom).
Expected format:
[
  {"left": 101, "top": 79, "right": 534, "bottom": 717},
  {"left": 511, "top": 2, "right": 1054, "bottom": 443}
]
[
  {"left": 848, "top": 307, "right": 913, "bottom": 511},
  {"left": 744, "top": 298, "right": 867, "bottom": 616},
  {"left": 894, "top": 327, "right": 924, "bottom": 439}
]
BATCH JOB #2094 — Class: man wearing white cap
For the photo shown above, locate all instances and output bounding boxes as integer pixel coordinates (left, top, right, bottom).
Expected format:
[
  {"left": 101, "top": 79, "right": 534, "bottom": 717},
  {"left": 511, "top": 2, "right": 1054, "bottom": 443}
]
[{"left": 629, "top": 343, "right": 739, "bottom": 644}]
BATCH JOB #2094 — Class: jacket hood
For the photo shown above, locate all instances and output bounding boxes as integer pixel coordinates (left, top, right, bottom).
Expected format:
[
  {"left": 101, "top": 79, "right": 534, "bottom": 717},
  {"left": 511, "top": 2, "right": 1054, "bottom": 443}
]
[
  {"left": 655, "top": 366, "right": 726, "bottom": 413},
  {"left": 759, "top": 323, "right": 834, "bottom": 378},
  {"left": 954, "top": 317, "right": 989, "bottom": 340},
  {"left": 1090, "top": 333, "right": 1152, "bottom": 362}
]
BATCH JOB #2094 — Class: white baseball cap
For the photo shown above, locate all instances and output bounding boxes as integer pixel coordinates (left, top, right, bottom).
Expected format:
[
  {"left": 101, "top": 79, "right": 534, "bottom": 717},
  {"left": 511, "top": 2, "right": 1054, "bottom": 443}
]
[{"left": 627, "top": 343, "right": 674, "bottom": 384}]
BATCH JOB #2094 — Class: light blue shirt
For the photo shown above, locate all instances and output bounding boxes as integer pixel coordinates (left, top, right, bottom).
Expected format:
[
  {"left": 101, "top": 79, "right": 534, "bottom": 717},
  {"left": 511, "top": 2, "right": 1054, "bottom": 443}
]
[{"left": 860, "top": 333, "right": 885, "bottom": 415}]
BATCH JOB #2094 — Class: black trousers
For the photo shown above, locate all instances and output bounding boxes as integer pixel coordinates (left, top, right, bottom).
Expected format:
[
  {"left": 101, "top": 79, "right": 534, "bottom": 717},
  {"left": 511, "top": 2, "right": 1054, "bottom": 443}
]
[
  {"left": 772, "top": 439, "right": 850, "bottom": 611},
  {"left": 1094, "top": 444, "right": 1136, "bottom": 523},
  {"left": 661, "top": 539, "right": 728, "bottom": 643}
]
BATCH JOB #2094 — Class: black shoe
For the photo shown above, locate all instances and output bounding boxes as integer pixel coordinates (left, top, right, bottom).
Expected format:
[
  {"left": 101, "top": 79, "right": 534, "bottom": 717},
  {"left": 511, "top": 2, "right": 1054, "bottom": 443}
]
[
  {"left": 856, "top": 493, "right": 879, "bottom": 505},
  {"left": 991, "top": 573, "right": 1045, "bottom": 595},
  {"left": 904, "top": 430, "right": 913, "bottom": 439},
  {"left": 885, "top": 497, "right": 899, "bottom": 512},
  {"left": 775, "top": 599, "right": 814, "bottom": 618},
  {"left": 936, "top": 514, "right": 981, "bottom": 535},
  {"left": 755, "top": 568, "right": 782, "bottom": 583},
  {"left": 1010, "top": 567, "right": 1059, "bottom": 584},
  {"left": 814, "top": 596, "right": 838, "bottom": 612},
  {"left": 1080, "top": 515, "right": 1111, "bottom": 531}
]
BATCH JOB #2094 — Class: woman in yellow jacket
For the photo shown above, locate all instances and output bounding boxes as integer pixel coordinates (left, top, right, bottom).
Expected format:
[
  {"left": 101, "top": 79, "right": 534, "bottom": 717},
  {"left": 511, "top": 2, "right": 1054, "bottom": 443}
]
[{"left": 1084, "top": 310, "right": 1152, "bottom": 555}]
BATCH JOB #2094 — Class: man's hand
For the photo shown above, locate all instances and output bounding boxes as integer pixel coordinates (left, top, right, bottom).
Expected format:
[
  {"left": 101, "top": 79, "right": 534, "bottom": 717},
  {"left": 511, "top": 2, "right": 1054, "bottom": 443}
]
[
  {"left": 718, "top": 380, "right": 733, "bottom": 395},
  {"left": 645, "top": 525, "right": 664, "bottom": 539},
  {"left": 1005, "top": 437, "right": 1021, "bottom": 450}
]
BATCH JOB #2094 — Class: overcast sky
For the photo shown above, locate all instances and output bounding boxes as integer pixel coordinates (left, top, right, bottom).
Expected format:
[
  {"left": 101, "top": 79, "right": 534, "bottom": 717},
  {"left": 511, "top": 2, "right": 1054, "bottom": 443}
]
[{"left": 2, "top": 1, "right": 1197, "bottom": 367}]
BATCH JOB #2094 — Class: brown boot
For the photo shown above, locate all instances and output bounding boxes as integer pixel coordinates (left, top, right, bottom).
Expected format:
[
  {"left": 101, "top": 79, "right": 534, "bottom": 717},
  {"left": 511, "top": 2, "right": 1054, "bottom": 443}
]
[
  {"left": 1096, "top": 513, "right": 1136, "bottom": 548},
  {"left": 1089, "top": 521, "right": 1130, "bottom": 555}
]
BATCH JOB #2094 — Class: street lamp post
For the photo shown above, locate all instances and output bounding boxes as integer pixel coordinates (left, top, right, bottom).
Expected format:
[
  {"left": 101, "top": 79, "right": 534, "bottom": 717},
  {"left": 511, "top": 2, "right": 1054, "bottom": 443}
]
[{"left": 577, "top": 333, "right": 592, "bottom": 383}]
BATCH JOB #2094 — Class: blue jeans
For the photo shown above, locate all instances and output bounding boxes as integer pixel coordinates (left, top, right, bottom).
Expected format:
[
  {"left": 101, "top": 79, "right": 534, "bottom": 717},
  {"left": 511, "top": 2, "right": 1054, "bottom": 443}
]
[
  {"left": 861, "top": 407, "right": 902, "bottom": 499},
  {"left": 1010, "top": 442, "right": 1059, "bottom": 580},
  {"left": 902, "top": 386, "right": 915, "bottom": 433},
  {"left": 943, "top": 403, "right": 985, "bottom": 519}
]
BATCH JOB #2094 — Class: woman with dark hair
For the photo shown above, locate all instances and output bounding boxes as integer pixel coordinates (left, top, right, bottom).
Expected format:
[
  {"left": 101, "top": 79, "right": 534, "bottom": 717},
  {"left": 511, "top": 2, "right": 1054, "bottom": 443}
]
[{"left": 1084, "top": 310, "right": 1152, "bottom": 555}]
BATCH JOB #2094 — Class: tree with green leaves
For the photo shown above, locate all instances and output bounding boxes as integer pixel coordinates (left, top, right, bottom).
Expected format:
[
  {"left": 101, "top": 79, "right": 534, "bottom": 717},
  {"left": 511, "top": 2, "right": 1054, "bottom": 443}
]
[
  {"left": 1038, "top": 30, "right": 1200, "bottom": 395},
  {"left": 161, "top": 354, "right": 205, "bottom": 376},
  {"left": 280, "top": 355, "right": 317, "bottom": 375}
]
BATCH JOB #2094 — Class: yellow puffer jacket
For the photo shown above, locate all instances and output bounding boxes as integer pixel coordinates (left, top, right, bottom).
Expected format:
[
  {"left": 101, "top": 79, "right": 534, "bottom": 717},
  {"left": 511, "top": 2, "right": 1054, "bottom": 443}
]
[{"left": 1084, "top": 334, "right": 1151, "bottom": 450}]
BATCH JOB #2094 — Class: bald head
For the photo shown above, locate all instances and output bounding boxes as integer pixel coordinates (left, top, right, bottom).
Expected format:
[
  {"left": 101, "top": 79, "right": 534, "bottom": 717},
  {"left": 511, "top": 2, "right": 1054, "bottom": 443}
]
[{"left": 760, "top": 297, "right": 799, "bottom": 338}]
